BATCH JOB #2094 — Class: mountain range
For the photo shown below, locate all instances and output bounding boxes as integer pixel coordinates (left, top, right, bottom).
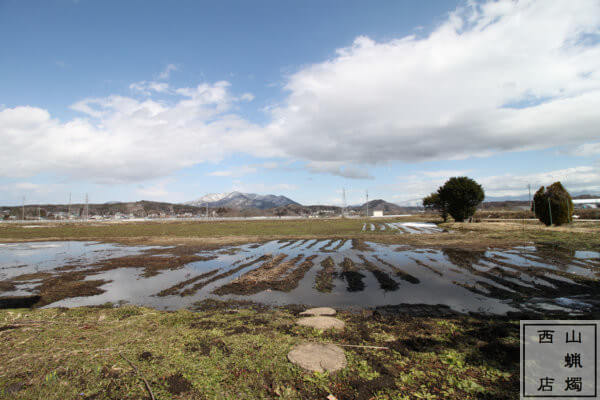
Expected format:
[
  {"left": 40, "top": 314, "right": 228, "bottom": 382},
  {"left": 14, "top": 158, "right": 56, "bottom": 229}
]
[
  {"left": 185, "top": 191, "right": 300, "bottom": 210},
  {"left": 4, "top": 191, "right": 597, "bottom": 218}
]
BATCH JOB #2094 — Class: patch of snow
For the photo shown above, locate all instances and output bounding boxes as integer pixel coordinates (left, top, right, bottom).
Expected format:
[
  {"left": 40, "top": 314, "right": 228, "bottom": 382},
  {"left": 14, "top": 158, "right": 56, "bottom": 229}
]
[{"left": 401, "top": 222, "right": 441, "bottom": 229}]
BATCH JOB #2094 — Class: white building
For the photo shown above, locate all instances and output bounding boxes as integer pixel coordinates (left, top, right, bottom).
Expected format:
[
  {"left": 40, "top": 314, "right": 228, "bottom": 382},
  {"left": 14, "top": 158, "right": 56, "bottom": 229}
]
[
  {"left": 573, "top": 199, "right": 600, "bottom": 209},
  {"left": 372, "top": 210, "right": 384, "bottom": 217}
]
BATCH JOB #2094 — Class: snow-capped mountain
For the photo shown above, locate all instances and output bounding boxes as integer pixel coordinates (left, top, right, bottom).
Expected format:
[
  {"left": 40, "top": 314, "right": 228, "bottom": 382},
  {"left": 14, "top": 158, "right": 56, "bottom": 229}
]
[
  {"left": 185, "top": 191, "right": 300, "bottom": 210},
  {"left": 194, "top": 193, "right": 233, "bottom": 203}
]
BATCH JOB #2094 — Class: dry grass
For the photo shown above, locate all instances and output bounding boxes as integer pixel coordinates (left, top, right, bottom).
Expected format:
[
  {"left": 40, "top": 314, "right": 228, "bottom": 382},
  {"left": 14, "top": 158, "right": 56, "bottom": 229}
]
[
  {"left": 1, "top": 218, "right": 598, "bottom": 251},
  {"left": 0, "top": 303, "right": 520, "bottom": 399}
]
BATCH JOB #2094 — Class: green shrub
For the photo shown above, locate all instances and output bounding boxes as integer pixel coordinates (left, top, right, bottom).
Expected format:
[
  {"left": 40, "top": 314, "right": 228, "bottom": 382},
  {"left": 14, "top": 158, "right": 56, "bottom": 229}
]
[{"left": 532, "top": 182, "right": 573, "bottom": 226}]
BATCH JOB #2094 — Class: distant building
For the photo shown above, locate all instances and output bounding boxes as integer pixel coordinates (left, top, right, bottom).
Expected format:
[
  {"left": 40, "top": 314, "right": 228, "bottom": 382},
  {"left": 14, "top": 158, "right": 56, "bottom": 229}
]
[
  {"left": 573, "top": 199, "right": 600, "bottom": 209},
  {"left": 372, "top": 210, "right": 384, "bottom": 217}
]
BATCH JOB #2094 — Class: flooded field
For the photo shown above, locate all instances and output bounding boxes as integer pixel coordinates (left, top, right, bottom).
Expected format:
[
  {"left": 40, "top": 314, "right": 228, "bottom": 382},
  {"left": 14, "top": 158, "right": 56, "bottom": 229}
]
[
  {"left": 361, "top": 222, "right": 444, "bottom": 233},
  {"left": 1, "top": 240, "right": 598, "bottom": 315}
]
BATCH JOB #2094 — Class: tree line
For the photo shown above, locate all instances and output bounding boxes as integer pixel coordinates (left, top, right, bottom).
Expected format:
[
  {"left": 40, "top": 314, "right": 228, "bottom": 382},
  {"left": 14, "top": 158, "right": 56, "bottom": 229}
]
[{"left": 423, "top": 177, "right": 573, "bottom": 226}]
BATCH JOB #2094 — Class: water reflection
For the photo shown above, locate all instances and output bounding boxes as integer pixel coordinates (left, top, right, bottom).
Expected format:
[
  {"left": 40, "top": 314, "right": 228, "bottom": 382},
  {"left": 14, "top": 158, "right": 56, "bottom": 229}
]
[{"left": 0, "top": 240, "right": 598, "bottom": 315}]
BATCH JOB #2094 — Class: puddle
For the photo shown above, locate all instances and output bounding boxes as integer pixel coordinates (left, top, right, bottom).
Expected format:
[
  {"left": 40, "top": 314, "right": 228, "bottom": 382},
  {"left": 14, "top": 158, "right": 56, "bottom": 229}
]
[
  {"left": 0, "top": 241, "right": 159, "bottom": 280},
  {"left": 1, "top": 240, "right": 598, "bottom": 315}
]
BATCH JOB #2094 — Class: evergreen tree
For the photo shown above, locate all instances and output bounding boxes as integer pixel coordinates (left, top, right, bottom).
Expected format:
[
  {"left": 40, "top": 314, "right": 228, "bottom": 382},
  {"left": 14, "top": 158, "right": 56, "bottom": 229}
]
[
  {"left": 437, "top": 177, "right": 485, "bottom": 222},
  {"left": 532, "top": 182, "right": 573, "bottom": 226}
]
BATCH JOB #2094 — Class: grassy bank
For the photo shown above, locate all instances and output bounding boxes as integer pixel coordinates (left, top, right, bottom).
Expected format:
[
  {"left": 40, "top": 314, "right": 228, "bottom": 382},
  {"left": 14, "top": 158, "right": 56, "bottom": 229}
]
[
  {"left": 0, "top": 302, "right": 519, "bottom": 399},
  {"left": 0, "top": 219, "right": 390, "bottom": 241},
  {"left": 441, "top": 221, "right": 600, "bottom": 251},
  {"left": 1, "top": 218, "right": 598, "bottom": 251}
]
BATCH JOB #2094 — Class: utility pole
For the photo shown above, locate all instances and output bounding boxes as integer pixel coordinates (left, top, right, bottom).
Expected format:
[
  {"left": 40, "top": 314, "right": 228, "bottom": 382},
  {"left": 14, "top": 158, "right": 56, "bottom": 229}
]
[
  {"left": 22, "top": 196, "right": 25, "bottom": 221},
  {"left": 342, "top": 188, "right": 346, "bottom": 218},
  {"left": 205, "top": 202, "right": 208, "bottom": 219},
  {"left": 366, "top": 190, "right": 369, "bottom": 218},
  {"left": 38, "top": 207, "right": 41, "bottom": 221},
  {"left": 68, "top": 192, "right": 71, "bottom": 219},
  {"left": 85, "top": 193, "right": 89, "bottom": 221},
  {"left": 523, "top": 184, "right": 531, "bottom": 232}
]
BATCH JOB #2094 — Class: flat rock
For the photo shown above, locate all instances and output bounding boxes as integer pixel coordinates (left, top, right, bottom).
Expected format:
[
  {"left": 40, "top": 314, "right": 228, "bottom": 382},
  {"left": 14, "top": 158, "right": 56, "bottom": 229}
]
[
  {"left": 299, "top": 307, "right": 336, "bottom": 316},
  {"left": 296, "top": 316, "right": 345, "bottom": 330},
  {"left": 287, "top": 343, "right": 347, "bottom": 372}
]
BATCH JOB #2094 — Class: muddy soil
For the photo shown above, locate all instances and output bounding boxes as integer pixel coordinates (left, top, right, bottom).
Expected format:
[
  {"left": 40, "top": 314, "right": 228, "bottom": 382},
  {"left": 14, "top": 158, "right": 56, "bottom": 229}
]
[
  {"left": 357, "top": 254, "right": 399, "bottom": 291},
  {"left": 372, "top": 255, "right": 420, "bottom": 284},
  {"left": 1, "top": 240, "right": 599, "bottom": 315},
  {"left": 213, "top": 255, "right": 318, "bottom": 295},
  {"left": 314, "top": 257, "right": 335, "bottom": 292},
  {"left": 159, "top": 255, "right": 271, "bottom": 297},
  {"left": 340, "top": 257, "right": 366, "bottom": 292}
]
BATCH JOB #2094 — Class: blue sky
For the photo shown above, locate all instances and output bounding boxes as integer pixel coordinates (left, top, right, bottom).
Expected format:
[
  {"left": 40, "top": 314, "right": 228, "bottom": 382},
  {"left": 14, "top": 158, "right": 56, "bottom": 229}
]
[{"left": 1, "top": 0, "right": 599, "bottom": 206}]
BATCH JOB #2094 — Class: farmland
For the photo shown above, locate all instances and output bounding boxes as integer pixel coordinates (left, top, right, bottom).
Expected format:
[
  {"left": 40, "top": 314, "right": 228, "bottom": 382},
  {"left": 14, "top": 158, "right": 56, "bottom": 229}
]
[
  {"left": 1, "top": 216, "right": 599, "bottom": 249},
  {"left": 1, "top": 217, "right": 598, "bottom": 399}
]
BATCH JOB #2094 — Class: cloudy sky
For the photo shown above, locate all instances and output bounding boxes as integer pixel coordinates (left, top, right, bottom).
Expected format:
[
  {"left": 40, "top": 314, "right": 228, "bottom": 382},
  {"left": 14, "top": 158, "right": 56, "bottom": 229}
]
[{"left": 1, "top": 0, "right": 599, "bottom": 206}]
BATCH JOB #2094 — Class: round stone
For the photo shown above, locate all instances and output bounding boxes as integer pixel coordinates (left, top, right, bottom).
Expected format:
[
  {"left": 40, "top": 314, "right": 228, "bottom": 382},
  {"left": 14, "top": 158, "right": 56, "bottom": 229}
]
[
  {"left": 296, "top": 316, "right": 345, "bottom": 330},
  {"left": 299, "top": 307, "right": 337, "bottom": 316},
  {"left": 287, "top": 343, "right": 347, "bottom": 372}
]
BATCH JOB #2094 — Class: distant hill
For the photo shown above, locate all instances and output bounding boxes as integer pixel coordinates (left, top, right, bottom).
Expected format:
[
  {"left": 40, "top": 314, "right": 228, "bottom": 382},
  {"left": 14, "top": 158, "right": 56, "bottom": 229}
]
[
  {"left": 264, "top": 204, "right": 341, "bottom": 217},
  {"left": 485, "top": 192, "right": 599, "bottom": 202},
  {"left": 185, "top": 191, "right": 300, "bottom": 210},
  {"left": 349, "top": 199, "right": 413, "bottom": 214},
  {"left": 262, "top": 199, "right": 417, "bottom": 217},
  {"left": 479, "top": 200, "right": 530, "bottom": 210},
  {"left": 0, "top": 200, "right": 203, "bottom": 219},
  {"left": 480, "top": 193, "right": 600, "bottom": 210}
]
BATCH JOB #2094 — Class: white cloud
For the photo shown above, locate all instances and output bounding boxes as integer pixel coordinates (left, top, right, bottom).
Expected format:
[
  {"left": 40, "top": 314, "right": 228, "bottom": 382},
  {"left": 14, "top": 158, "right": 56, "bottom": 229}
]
[
  {"left": 479, "top": 166, "right": 600, "bottom": 197},
  {"left": 264, "top": 0, "right": 600, "bottom": 166},
  {"left": 2, "top": 0, "right": 600, "bottom": 185},
  {"left": 136, "top": 180, "right": 170, "bottom": 199},
  {"left": 240, "top": 93, "right": 255, "bottom": 102},
  {"left": 0, "top": 83, "right": 275, "bottom": 183},
  {"left": 207, "top": 161, "right": 295, "bottom": 177},
  {"left": 307, "top": 161, "right": 374, "bottom": 180},
  {"left": 129, "top": 64, "right": 179, "bottom": 95},
  {"left": 14, "top": 182, "right": 41, "bottom": 191},
  {"left": 571, "top": 142, "right": 600, "bottom": 157},
  {"left": 230, "top": 182, "right": 298, "bottom": 193},
  {"left": 207, "top": 165, "right": 258, "bottom": 177},
  {"left": 261, "top": 161, "right": 280, "bottom": 169},
  {"left": 391, "top": 166, "right": 600, "bottom": 205},
  {"left": 0, "top": 182, "right": 69, "bottom": 204},
  {"left": 420, "top": 170, "right": 472, "bottom": 178},
  {"left": 157, "top": 64, "right": 178, "bottom": 80},
  {"left": 129, "top": 81, "right": 170, "bottom": 95}
]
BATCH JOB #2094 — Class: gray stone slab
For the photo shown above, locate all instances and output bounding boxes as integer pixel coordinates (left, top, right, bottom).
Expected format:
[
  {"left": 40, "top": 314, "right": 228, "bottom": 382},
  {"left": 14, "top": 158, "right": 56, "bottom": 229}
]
[
  {"left": 299, "top": 307, "right": 337, "bottom": 316},
  {"left": 287, "top": 343, "right": 347, "bottom": 372},
  {"left": 296, "top": 316, "right": 345, "bottom": 330}
]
